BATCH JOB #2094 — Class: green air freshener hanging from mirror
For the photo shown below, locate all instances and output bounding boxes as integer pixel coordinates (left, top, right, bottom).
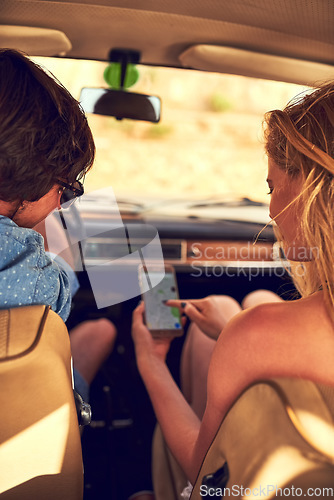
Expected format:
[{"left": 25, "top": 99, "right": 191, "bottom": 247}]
[{"left": 104, "top": 62, "right": 139, "bottom": 89}]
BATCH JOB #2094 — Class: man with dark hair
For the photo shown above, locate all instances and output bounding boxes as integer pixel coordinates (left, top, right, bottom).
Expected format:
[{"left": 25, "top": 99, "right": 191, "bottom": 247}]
[
  {"left": 0, "top": 48, "right": 94, "bottom": 206},
  {"left": 0, "top": 48, "right": 116, "bottom": 402}
]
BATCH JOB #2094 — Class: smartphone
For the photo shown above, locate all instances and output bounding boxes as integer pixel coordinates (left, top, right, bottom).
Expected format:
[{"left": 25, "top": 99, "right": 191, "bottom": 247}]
[{"left": 139, "top": 265, "right": 183, "bottom": 337}]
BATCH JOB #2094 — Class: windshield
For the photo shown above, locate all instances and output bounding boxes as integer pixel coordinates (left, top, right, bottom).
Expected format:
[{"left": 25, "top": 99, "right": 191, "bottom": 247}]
[{"left": 34, "top": 57, "right": 307, "bottom": 203}]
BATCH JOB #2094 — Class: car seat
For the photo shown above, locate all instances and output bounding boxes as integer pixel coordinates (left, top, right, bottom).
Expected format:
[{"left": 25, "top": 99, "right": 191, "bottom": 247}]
[
  {"left": 152, "top": 378, "right": 334, "bottom": 500},
  {"left": 0, "top": 305, "right": 83, "bottom": 499},
  {"left": 191, "top": 378, "right": 334, "bottom": 499}
]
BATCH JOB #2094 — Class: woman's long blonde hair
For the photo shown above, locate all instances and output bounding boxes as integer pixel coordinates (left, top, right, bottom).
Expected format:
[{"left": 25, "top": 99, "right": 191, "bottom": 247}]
[{"left": 264, "top": 82, "right": 334, "bottom": 316}]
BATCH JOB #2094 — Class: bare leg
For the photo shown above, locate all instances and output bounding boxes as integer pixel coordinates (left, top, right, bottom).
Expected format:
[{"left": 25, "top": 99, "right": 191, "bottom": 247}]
[
  {"left": 69, "top": 318, "right": 117, "bottom": 385},
  {"left": 180, "top": 295, "right": 241, "bottom": 419},
  {"left": 180, "top": 291, "right": 283, "bottom": 419},
  {"left": 241, "top": 289, "right": 283, "bottom": 310}
]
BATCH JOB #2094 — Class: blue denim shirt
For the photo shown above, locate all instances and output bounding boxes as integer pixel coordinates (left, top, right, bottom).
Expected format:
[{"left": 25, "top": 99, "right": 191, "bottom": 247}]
[{"left": 0, "top": 215, "right": 72, "bottom": 322}]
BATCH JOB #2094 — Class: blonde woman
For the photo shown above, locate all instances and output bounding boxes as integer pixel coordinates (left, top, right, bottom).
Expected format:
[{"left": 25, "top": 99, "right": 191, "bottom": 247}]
[{"left": 131, "top": 82, "right": 334, "bottom": 484}]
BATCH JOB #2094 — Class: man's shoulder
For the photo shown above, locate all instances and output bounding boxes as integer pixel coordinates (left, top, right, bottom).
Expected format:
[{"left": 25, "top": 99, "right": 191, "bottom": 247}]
[
  {"left": 0, "top": 216, "right": 43, "bottom": 247},
  {"left": 0, "top": 216, "right": 47, "bottom": 274}
]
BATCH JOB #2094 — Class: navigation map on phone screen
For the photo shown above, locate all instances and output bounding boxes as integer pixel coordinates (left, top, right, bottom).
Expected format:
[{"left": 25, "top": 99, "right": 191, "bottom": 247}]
[{"left": 140, "top": 269, "right": 182, "bottom": 331}]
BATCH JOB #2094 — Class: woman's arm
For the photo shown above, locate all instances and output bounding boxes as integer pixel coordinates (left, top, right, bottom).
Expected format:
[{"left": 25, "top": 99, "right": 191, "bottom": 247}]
[
  {"left": 132, "top": 301, "right": 285, "bottom": 483},
  {"left": 132, "top": 303, "right": 201, "bottom": 479},
  {"left": 166, "top": 295, "right": 241, "bottom": 340}
]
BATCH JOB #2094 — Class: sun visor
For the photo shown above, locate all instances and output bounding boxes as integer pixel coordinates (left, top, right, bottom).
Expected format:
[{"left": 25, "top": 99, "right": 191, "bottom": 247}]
[
  {"left": 179, "top": 45, "right": 334, "bottom": 86},
  {"left": 0, "top": 26, "right": 72, "bottom": 56}
]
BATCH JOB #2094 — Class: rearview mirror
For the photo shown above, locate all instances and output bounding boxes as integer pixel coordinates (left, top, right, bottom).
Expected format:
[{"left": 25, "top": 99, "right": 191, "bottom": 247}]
[{"left": 80, "top": 88, "right": 161, "bottom": 123}]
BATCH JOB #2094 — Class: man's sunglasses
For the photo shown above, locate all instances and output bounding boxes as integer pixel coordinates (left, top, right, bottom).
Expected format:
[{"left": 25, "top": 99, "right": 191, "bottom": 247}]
[{"left": 57, "top": 180, "right": 84, "bottom": 207}]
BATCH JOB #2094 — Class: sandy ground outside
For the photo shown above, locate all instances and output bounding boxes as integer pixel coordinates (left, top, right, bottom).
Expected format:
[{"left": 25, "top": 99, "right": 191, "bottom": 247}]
[{"left": 36, "top": 57, "right": 308, "bottom": 204}]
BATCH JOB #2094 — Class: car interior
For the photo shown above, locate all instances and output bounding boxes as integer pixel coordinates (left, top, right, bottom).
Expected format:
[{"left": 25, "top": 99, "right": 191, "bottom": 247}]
[{"left": 2, "top": 1, "right": 334, "bottom": 499}]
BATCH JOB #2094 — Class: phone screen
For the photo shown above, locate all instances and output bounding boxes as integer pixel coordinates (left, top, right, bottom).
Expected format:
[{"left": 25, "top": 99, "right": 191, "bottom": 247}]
[{"left": 140, "top": 268, "right": 182, "bottom": 333}]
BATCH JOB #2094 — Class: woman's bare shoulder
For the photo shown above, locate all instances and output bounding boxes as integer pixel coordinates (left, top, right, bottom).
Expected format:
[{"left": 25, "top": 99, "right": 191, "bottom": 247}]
[
  {"left": 205, "top": 291, "right": 334, "bottom": 439},
  {"left": 214, "top": 291, "right": 334, "bottom": 385},
  {"left": 226, "top": 292, "right": 330, "bottom": 336},
  {"left": 218, "top": 298, "right": 293, "bottom": 340}
]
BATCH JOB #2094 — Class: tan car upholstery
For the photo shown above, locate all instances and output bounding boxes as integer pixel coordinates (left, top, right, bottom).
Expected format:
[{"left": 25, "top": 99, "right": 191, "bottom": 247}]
[
  {"left": 0, "top": 305, "right": 83, "bottom": 499},
  {"left": 191, "top": 378, "right": 334, "bottom": 499},
  {"left": 152, "top": 378, "right": 334, "bottom": 500}
]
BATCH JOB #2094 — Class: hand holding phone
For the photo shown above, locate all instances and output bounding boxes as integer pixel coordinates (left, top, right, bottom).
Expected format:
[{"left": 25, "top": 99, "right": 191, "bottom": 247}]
[{"left": 139, "top": 265, "right": 183, "bottom": 337}]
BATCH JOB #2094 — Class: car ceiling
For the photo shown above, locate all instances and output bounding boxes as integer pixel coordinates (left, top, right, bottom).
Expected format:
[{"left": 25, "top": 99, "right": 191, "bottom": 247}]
[{"left": 1, "top": 0, "right": 334, "bottom": 85}]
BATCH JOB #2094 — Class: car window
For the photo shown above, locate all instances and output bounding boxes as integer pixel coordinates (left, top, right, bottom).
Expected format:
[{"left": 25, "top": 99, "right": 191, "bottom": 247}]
[{"left": 34, "top": 57, "right": 308, "bottom": 203}]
